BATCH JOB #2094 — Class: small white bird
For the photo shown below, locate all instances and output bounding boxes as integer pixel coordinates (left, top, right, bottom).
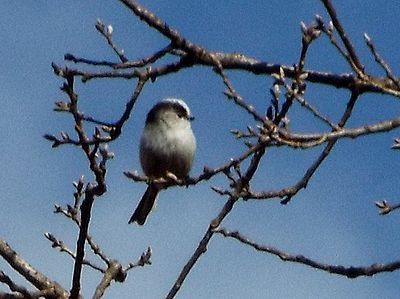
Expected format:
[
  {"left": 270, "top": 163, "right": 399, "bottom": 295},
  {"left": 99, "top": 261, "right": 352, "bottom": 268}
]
[{"left": 129, "top": 98, "right": 196, "bottom": 225}]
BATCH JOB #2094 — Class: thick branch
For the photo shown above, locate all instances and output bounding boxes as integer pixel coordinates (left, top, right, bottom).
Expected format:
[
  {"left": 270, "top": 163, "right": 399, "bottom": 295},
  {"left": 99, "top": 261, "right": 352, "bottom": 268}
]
[
  {"left": 0, "top": 240, "right": 68, "bottom": 298},
  {"left": 115, "top": 0, "right": 400, "bottom": 97},
  {"left": 0, "top": 271, "right": 35, "bottom": 299},
  {"left": 92, "top": 261, "right": 126, "bottom": 299}
]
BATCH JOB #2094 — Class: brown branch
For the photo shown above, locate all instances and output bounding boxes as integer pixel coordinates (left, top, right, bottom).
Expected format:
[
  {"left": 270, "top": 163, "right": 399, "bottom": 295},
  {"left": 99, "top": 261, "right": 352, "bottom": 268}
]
[
  {"left": 92, "top": 261, "right": 126, "bottom": 299},
  {"left": 125, "top": 247, "right": 152, "bottom": 271},
  {"left": 65, "top": 44, "right": 174, "bottom": 70},
  {"left": 364, "top": 33, "right": 400, "bottom": 89},
  {"left": 57, "top": 53, "right": 400, "bottom": 98},
  {"left": 215, "top": 228, "right": 400, "bottom": 278},
  {"left": 166, "top": 197, "right": 237, "bottom": 299},
  {"left": 118, "top": 0, "right": 400, "bottom": 97},
  {"left": 42, "top": 1, "right": 400, "bottom": 298},
  {"left": 316, "top": 15, "right": 353, "bottom": 69},
  {"left": 279, "top": 89, "right": 358, "bottom": 203},
  {"left": 95, "top": 19, "right": 128, "bottom": 63},
  {"left": 44, "top": 233, "right": 106, "bottom": 273},
  {"left": 0, "top": 292, "right": 25, "bottom": 299},
  {"left": 247, "top": 91, "right": 360, "bottom": 203},
  {"left": 212, "top": 57, "right": 265, "bottom": 123},
  {"left": 320, "top": 0, "right": 364, "bottom": 74},
  {"left": 0, "top": 240, "right": 69, "bottom": 298},
  {"left": 124, "top": 140, "right": 265, "bottom": 190},
  {"left": 375, "top": 200, "right": 400, "bottom": 215},
  {"left": 54, "top": 0, "right": 400, "bottom": 101},
  {"left": 112, "top": 76, "right": 147, "bottom": 135},
  {"left": 49, "top": 64, "right": 148, "bottom": 146},
  {"left": 53, "top": 74, "right": 108, "bottom": 299},
  {"left": 295, "top": 95, "right": 338, "bottom": 130},
  {"left": 392, "top": 138, "right": 400, "bottom": 149},
  {"left": 167, "top": 138, "right": 267, "bottom": 298},
  {"left": 118, "top": 0, "right": 207, "bottom": 60},
  {"left": 52, "top": 63, "right": 141, "bottom": 82},
  {"left": 273, "top": 115, "right": 400, "bottom": 149},
  {"left": 70, "top": 189, "right": 95, "bottom": 299},
  {"left": 51, "top": 62, "right": 150, "bottom": 298},
  {"left": 203, "top": 54, "right": 400, "bottom": 96},
  {"left": 112, "top": 43, "right": 174, "bottom": 69},
  {"left": 0, "top": 289, "right": 61, "bottom": 299},
  {"left": 0, "top": 271, "right": 35, "bottom": 299},
  {"left": 54, "top": 200, "right": 110, "bottom": 273}
]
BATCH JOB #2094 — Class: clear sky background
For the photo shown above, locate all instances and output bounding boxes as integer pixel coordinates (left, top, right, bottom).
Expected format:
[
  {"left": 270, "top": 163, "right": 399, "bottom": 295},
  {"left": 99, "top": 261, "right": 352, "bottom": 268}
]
[{"left": 1, "top": 1, "right": 400, "bottom": 299}]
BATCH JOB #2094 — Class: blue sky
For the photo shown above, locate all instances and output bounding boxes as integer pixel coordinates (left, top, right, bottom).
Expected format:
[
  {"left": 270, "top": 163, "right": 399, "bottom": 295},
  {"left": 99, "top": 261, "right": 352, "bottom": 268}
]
[{"left": 1, "top": 1, "right": 400, "bottom": 298}]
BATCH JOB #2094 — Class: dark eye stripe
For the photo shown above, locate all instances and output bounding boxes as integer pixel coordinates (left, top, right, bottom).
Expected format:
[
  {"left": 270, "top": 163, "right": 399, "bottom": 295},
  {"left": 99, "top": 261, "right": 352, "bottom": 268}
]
[
  {"left": 172, "top": 103, "right": 189, "bottom": 118},
  {"left": 146, "top": 101, "right": 191, "bottom": 124}
]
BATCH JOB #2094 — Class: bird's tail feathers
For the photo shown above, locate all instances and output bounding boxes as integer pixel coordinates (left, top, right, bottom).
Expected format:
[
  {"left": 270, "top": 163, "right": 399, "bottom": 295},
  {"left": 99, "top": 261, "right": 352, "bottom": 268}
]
[{"left": 128, "top": 186, "right": 159, "bottom": 225}]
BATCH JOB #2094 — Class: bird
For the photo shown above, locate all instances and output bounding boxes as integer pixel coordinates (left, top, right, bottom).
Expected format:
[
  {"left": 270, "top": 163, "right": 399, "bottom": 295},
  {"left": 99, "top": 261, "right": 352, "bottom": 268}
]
[{"left": 129, "top": 98, "right": 196, "bottom": 225}]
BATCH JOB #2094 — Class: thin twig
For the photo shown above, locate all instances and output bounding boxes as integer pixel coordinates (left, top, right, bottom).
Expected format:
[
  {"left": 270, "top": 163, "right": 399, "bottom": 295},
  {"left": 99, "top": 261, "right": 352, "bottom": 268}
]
[
  {"left": 125, "top": 141, "right": 265, "bottom": 190},
  {"left": 165, "top": 197, "right": 237, "bottom": 299},
  {"left": 320, "top": 0, "right": 364, "bottom": 75},
  {"left": 364, "top": 33, "right": 400, "bottom": 89},
  {"left": 65, "top": 43, "right": 174, "bottom": 70},
  {"left": 212, "top": 57, "right": 265, "bottom": 123},
  {"left": 95, "top": 19, "right": 128, "bottom": 63},
  {"left": 215, "top": 228, "right": 400, "bottom": 278},
  {"left": 112, "top": 43, "right": 174, "bottom": 69},
  {"left": 125, "top": 247, "right": 152, "bottom": 271},
  {"left": 375, "top": 200, "right": 400, "bottom": 215},
  {"left": 167, "top": 139, "right": 267, "bottom": 299},
  {"left": 295, "top": 95, "right": 338, "bottom": 130},
  {"left": 44, "top": 233, "right": 106, "bottom": 273},
  {"left": 274, "top": 115, "right": 400, "bottom": 149},
  {"left": 247, "top": 91, "right": 359, "bottom": 203}
]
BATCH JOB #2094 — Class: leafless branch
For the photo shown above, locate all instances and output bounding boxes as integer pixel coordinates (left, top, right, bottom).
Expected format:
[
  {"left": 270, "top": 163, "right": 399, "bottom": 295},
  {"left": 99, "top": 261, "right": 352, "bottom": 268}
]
[
  {"left": 44, "top": 233, "right": 106, "bottom": 273},
  {"left": 57, "top": 196, "right": 111, "bottom": 269},
  {"left": 125, "top": 247, "right": 152, "bottom": 271},
  {"left": 215, "top": 228, "right": 400, "bottom": 278},
  {"left": 320, "top": 0, "right": 364, "bottom": 75},
  {"left": 95, "top": 19, "right": 128, "bottom": 63},
  {"left": 392, "top": 138, "right": 400, "bottom": 149},
  {"left": 0, "top": 240, "right": 69, "bottom": 298},
  {"left": 114, "top": 0, "right": 400, "bottom": 97},
  {"left": 124, "top": 140, "right": 265, "bottom": 190},
  {"left": 249, "top": 91, "right": 359, "bottom": 203},
  {"left": 92, "top": 261, "right": 126, "bottom": 299},
  {"left": 295, "top": 95, "right": 338, "bottom": 130},
  {"left": 0, "top": 270, "right": 35, "bottom": 299},
  {"left": 274, "top": 115, "right": 400, "bottom": 149},
  {"left": 167, "top": 115, "right": 268, "bottom": 299},
  {"left": 66, "top": 43, "right": 176, "bottom": 70},
  {"left": 30, "top": 0, "right": 400, "bottom": 298},
  {"left": 49, "top": 72, "right": 110, "bottom": 299},
  {"left": 364, "top": 33, "right": 400, "bottom": 89},
  {"left": 375, "top": 200, "right": 400, "bottom": 215}
]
